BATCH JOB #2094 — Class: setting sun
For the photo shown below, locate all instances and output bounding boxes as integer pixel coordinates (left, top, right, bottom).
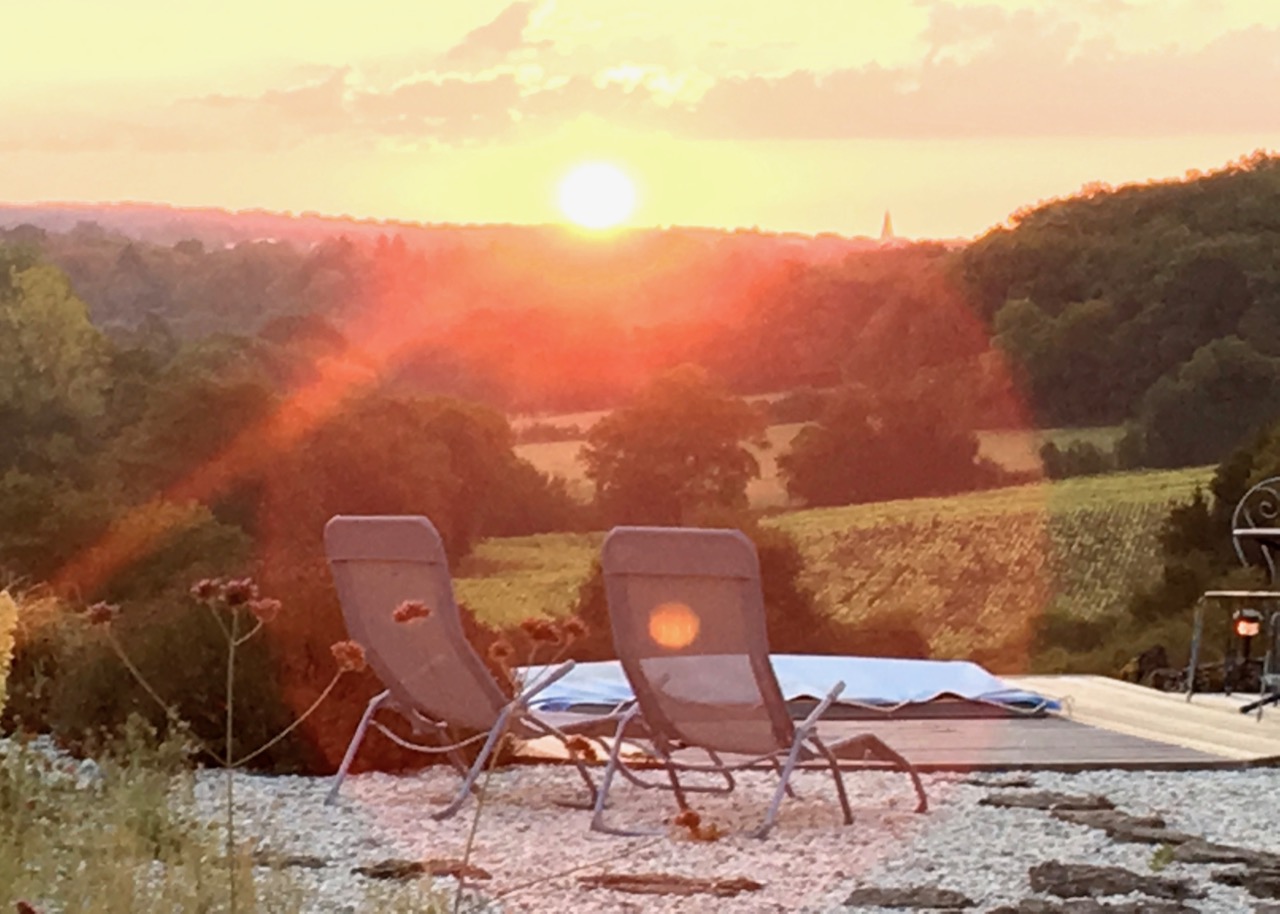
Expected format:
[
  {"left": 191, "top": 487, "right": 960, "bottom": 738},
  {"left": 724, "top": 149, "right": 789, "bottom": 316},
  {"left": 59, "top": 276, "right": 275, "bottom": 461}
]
[{"left": 557, "top": 162, "right": 636, "bottom": 230}]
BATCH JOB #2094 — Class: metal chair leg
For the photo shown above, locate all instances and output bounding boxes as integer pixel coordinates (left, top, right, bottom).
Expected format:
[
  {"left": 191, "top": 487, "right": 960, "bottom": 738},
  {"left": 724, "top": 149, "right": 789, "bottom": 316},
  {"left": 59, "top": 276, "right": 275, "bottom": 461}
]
[
  {"left": 326, "top": 690, "right": 389, "bottom": 806},
  {"left": 430, "top": 705, "right": 515, "bottom": 821}
]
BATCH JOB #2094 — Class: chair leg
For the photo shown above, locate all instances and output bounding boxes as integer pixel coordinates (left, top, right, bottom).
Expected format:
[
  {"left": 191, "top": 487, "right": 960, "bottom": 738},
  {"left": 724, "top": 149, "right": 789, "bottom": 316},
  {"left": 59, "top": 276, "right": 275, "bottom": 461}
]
[
  {"left": 750, "top": 735, "right": 808, "bottom": 840},
  {"left": 767, "top": 756, "right": 799, "bottom": 800},
  {"left": 857, "top": 734, "right": 929, "bottom": 814},
  {"left": 590, "top": 707, "right": 666, "bottom": 836},
  {"left": 807, "top": 736, "right": 854, "bottom": 826},
  {"left": 666, "top": 766, "right": 690, "bottom": 811},
  {"left": 325, "top": 689, "right": 389, "bottom": 806},
  {"left": 430, "top": 706, "right": 515, "bottom": 821}
]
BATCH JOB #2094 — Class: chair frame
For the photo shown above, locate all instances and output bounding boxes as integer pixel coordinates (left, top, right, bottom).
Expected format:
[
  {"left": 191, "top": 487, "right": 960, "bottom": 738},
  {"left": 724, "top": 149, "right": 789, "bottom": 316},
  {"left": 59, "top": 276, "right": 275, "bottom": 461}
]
[
  {"left": 588, "top": 525, "right": 928, "bottom": 839},
  {"left": 323, "top": 515, "right": 625, "bottom": 818}
]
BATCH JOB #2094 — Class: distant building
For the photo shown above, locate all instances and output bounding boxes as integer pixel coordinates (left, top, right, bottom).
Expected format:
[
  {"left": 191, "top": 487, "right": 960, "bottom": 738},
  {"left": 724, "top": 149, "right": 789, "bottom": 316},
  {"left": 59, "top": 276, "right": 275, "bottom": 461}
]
[{"left": 880, "top": 210, "right": 895, "bottom": 242}]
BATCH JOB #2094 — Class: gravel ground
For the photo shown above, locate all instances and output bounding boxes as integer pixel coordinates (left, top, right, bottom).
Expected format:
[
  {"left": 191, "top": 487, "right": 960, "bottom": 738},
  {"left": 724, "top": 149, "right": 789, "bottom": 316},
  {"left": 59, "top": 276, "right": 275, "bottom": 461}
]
[{"left": 191, "top": 763, "right": 1280, "bottom": 913}]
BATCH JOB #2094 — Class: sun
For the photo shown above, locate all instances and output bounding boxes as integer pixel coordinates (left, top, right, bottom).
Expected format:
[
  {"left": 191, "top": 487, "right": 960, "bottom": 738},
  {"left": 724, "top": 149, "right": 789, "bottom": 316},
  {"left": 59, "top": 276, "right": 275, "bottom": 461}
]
[{"left": 557, "top": 162, "right": 636, "bottom": 230}]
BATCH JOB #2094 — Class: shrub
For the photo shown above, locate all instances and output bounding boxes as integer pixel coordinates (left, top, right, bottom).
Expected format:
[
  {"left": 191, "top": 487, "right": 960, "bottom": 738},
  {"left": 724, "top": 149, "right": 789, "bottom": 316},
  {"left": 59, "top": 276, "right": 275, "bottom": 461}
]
[
  {"left": 1039, "top": 441, "right": 1115, "bottom": 479},
  {"left": 45, "top": 594, "right": 316, "bottom": 772},
  {"left": 0, "top": 591, "right": 15, "bottom": 716},
  {"left": 764, "top": 387, "right": 832, "bottom": 424},
  {"left": 1, "top": 589, "right": 87, "bottom": 735},
  {"left": 513, "top": 421, "right": 584, "bottom": 444}
]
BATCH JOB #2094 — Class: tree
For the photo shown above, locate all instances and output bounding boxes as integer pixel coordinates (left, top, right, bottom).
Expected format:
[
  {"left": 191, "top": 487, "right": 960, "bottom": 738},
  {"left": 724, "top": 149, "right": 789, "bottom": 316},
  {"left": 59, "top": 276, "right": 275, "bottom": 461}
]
[
  {"left": 580, "top": 365, "right": 766, "bottom": 525},
  {"left": 778, "top": 384, "right": 997, "bottom": 507},
  {"left": 1121, "top": 337, "right": 1280, "bottom": 468}
]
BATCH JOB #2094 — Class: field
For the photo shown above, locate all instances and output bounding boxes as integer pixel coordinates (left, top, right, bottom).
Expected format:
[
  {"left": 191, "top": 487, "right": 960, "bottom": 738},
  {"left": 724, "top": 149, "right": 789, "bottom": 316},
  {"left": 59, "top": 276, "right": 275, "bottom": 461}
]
[
  {"left": 454, "top": 466, "right": 1213, "bottom": 666},
  {"left": 515, "top": 419, "right": 1127, "bottom": 508}
]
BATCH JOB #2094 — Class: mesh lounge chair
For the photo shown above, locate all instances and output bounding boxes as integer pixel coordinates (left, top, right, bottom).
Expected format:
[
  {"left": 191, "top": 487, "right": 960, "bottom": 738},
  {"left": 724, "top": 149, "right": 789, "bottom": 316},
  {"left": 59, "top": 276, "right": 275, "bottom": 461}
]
[
  {"left": 323, "top": 514, "right": 625, "bottom": 817},
  {"left": 590, "top": 526, "right": 928, "bottom": 839}
]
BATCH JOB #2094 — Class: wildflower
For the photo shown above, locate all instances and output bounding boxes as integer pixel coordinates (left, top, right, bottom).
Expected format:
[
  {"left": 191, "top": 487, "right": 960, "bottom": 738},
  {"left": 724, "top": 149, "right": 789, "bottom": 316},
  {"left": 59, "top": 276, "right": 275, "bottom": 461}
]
[
  {"left": 561, "top": 616, "right": 588, "bottom": 642},
  {"left": 331, "top": 640, "right": 367, "bottom": 673},
  {"left": 520, "top": 617, "right": 560, "bottom": 644},
  {"left": 220, "top": 578, "right": 258, "bottom": 607},
  {"left": 487, "top": 640, "right": 515, "bottom": 663},
  {"left": 393, "top": 600, "right": 431, "bottom": 624},
  {"left": 249, "top": 598, "right": 281, "bottom": 624},
  {"left": 85, "top": 602, "right": 119, "bottom": 626},
  {"left": 189, "top": 578, "right": 222, "bottom": 602},
  {"left": 564, "top": 735, "right": 598, "bottom": 763}
]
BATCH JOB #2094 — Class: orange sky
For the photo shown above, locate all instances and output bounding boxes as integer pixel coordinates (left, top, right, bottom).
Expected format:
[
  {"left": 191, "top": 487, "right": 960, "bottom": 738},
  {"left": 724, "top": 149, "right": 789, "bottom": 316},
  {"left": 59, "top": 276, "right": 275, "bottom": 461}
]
[{"left": 3, "top": 0, "right": 1278, "bottom": 240}]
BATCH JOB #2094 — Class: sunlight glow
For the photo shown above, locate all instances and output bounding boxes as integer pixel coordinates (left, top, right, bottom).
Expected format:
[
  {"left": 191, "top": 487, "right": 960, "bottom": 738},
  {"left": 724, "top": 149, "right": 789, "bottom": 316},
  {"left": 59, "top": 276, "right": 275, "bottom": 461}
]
[{"left": 557, "top": 161, "right": 636, "bottom": 229}]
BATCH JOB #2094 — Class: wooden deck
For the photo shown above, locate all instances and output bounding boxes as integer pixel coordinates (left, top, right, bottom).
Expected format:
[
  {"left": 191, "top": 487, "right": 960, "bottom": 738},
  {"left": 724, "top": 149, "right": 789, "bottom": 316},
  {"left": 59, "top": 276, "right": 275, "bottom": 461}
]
[{"left": 519, "top": 676, "right": 1280, "bottom": 771}]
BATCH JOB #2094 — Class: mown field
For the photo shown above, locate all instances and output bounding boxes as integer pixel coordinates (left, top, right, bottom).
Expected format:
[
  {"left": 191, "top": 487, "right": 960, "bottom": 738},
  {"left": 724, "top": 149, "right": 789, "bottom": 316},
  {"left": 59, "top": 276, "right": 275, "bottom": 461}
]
[
  {"left": 454, "top": 466, "right": 1212, "bottom": 666},
  {"left": 515, "top": 421, "right": 1126, "bottom": 508}
]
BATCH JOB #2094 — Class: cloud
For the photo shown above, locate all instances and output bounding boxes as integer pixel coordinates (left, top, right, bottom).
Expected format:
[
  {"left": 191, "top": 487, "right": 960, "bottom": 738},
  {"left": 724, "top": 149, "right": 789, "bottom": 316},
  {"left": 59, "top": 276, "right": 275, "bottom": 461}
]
[
  {"left": 442, "top": 2, "right": 547, "bottom": 64},
  {"left": 4, "top": 1, "right": 1278, "bottom": 155}
]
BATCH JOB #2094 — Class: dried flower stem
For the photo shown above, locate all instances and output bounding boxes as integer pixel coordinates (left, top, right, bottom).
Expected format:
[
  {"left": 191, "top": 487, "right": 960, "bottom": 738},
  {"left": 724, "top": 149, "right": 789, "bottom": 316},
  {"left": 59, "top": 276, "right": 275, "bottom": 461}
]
[
  {"left": 225, "top": 607, "right": 239, "bottom": 914},
  {"left": 102, "top": 628, "right": 221, "bottom": 764},
  {"left": 231, "top": 671, "right": 343, "bottom": 768}
]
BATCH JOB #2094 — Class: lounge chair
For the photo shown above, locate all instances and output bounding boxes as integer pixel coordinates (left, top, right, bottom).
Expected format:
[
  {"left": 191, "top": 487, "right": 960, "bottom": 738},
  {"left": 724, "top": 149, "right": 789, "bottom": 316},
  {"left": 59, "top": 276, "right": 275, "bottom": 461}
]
[
  {"left": 590, "top": 525, "right": 928, "bottom": 838},
  {"left": 323, "top": 514, "right": 625, "bottom": 817}
]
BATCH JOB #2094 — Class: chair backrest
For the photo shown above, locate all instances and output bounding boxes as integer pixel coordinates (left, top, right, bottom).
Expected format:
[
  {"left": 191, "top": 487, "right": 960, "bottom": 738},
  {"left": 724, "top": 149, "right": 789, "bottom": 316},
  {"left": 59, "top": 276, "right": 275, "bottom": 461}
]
[
  {"left": 1232, "top": 476, "right": 1280, "bottom": 585},
  {"left": 601, "top": 526, "right": 794, "bottom": 757},
  {"left": 324, "top": 515, "right": 510, "bottom": 733}
]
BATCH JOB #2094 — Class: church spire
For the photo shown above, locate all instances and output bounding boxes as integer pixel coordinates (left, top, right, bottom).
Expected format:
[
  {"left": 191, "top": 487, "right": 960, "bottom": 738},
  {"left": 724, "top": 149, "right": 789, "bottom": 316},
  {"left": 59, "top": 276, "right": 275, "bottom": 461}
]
[{"left": 880, "top": 210, "right": 894, "bottom": 241}]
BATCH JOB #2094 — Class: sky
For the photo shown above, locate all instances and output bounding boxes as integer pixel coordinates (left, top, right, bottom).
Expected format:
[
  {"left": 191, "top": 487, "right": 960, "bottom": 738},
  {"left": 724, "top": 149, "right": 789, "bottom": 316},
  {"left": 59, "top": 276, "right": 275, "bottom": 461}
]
[{"left": 2, "top": 0, "right": 1278, "bottom": 240}]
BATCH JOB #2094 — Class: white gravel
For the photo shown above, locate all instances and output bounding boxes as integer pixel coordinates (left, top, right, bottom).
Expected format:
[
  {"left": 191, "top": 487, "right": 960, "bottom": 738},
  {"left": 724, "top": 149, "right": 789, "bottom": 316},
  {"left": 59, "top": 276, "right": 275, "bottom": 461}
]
[{"left": 189, "top": 762, "right": 1280, "bottom": 913}]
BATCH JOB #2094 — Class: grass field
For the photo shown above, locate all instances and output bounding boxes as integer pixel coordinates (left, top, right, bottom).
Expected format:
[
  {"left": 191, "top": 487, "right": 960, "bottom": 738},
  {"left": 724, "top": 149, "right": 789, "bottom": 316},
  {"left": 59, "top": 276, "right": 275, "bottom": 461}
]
[
  {"left": 454, "top": 466, "right": 1213, "bottom": 666},
  {"left": 515, "top": 422, "right": 1128, "bottom": 508}
]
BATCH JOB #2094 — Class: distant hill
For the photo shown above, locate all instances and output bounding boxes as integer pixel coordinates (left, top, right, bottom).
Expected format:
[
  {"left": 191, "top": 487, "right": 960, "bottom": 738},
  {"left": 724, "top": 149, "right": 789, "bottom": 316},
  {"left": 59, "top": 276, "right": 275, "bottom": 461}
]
[{"left": 0, "top": 200, "right": 890, "bottom": 258}]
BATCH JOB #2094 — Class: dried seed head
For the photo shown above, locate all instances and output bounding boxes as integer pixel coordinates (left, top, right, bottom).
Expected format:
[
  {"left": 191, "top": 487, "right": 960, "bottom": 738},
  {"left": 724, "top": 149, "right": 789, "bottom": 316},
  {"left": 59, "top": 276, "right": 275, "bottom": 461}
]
[
  {"left": 561, "top": 617, "right": 589, "bottom": 642},
  {"left": 190, "top": 578, "right": 222, "bottom": 602},
  {"left": 393, "top": 600, "right": 431, "bottom": 624},
  {"left": 487, "top": 640, "right": 515, "bottom": 663},
  {"left": 249, "top": 598, "right": 281, "bottom": 624},
  {"left": 564, "top": 735, "right": 599, "bottom": 763},
  {"left": 330, "top": 640, "right": 367, "bottom": 673},
  {"left": 520, "top": 617, "right": 560, "bottom": 644},
  {"left": 221, "top": 578, "right": 258, "bottom": 607}
]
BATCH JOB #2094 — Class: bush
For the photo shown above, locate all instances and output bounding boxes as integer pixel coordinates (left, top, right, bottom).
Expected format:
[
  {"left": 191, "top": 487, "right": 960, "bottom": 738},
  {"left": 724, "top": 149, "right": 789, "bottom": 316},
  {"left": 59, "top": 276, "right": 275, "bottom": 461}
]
[
  {"left": 764, "top": 387, "right": 832, "bottom": 424},
  {"left": 39, "top": 595, "right": 315, "bottom": 772},
  {"left": 1039, "top": 441, "right": 1115, "bottom": 479},
  {"left": 0, "top": 591, "right": 15, "bottom": 716},
  {"left": 1, "top": 589, "right": 87, "bottom": 735},
  {"left": 513, "top": 421, "right": 583, "bottom": 444}
]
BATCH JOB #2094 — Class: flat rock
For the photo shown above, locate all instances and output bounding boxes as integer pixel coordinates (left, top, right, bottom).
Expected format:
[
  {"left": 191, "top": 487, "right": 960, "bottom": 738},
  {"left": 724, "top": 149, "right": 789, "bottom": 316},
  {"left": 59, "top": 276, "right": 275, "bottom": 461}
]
[
  {"left": 963, "top": 775, "right": 1036, "bottom": 789},
  {"left": 982, "top": 792, "right": 1115, "bottom": 812},
  {"left": 1028, "top": 861, "right": 1203, "bottom": 901},
  {"left": 842, "top": 885, "right": 975, "bottom": 908},
  {"left": 1212, "top": 866, "right": 1280, "bottom": 899},
  {"left": 252, "top": 851, "right": 327, "bottom": 869},
  {"left": 1173, "top": 839, "right": 1280, "bottom": 868},
  {"left": 578, "top": 873, "right": 763, "bottom": 897},
  {"left": 988, "top": 900, "right": 1198, "bottom": 914},
  {"left": 1051, "top": 810, "right": 1167, "bottom": 832},
  {"left": 353, "top": 858, "right": 492, "bottom": 881},
  {"left": 1105, "top": 825, "right": 1198, "bottom": 846}
]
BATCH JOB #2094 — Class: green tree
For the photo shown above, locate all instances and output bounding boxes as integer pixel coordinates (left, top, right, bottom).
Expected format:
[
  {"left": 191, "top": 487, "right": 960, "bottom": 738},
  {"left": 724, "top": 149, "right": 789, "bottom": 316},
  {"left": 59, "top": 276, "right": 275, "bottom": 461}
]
[
  {"left": 1121, "top": 337, "right": 1280, "bottom": 468},
  {"left": 778, "top": 384, "right": 997, "bottom": 507},
  {"left": 580, "top": 365, "right": 766, "bottom": 525}
]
